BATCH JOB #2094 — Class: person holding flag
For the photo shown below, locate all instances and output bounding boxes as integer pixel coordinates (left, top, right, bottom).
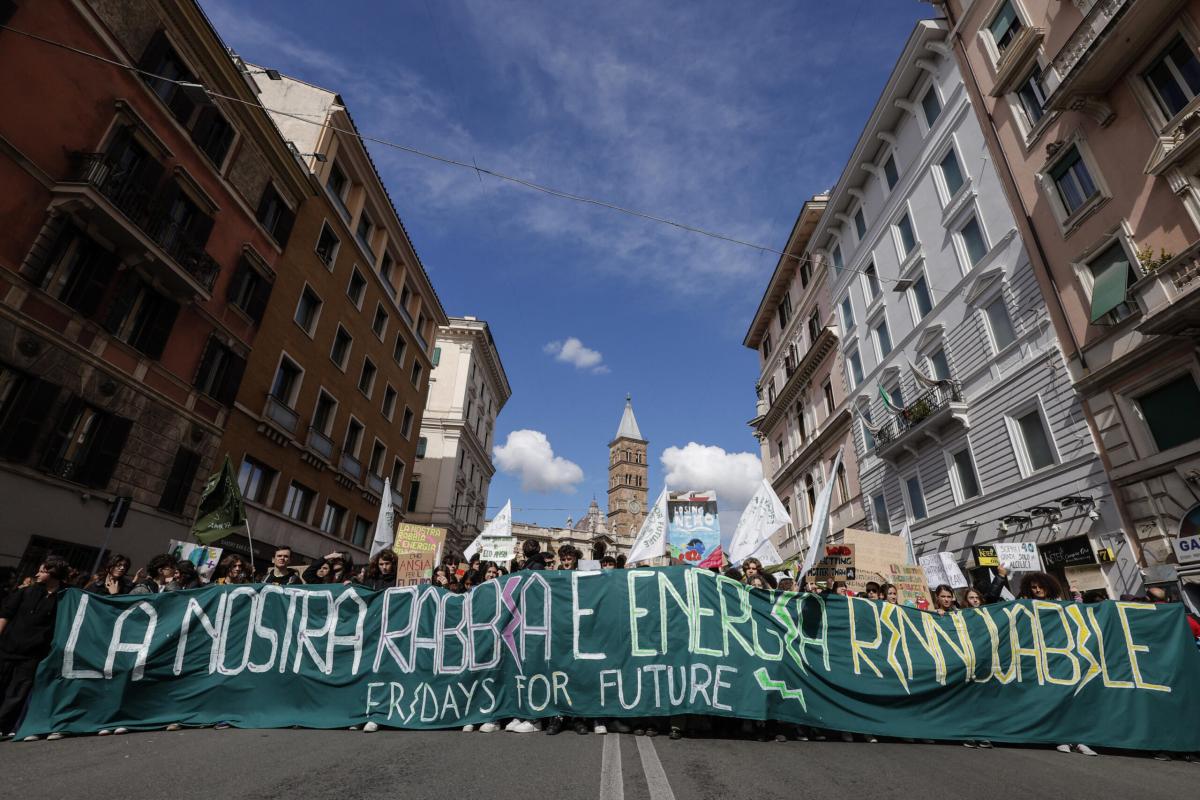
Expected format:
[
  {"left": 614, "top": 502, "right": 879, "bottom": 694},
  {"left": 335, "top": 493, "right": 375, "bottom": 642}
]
[{"left": 191, "top": 455, "right": 253, "bottom": 571}]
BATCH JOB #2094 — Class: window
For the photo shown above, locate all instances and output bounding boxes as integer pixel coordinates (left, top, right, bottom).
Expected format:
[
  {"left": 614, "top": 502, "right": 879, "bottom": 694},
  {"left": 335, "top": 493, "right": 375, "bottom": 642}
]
[
  {"left": 835, "top": 463, "right": 849, "bottom": 504},
  {"left": 380, "top": 253, "right": 395, "bottom": 287},
  {"left": 951, "top": 447, "right": 982, "bottom": 500},
  {"left": 271, "top": 356, "right": 301, "bottom": 405},
  {"left": 761, "top": 334, "right": 772, "bottom": 360},
  {"left": 929, "top": 348, "right": 951, "bottom": 381},
  {"left": 883, "top": 153, "right": 899, "bottom": 190},
  {"left": 237, "top": 457, "right": 276, "bottom": 503},
  {"left": 326, "top": 161, "right": 350, "bottom": 211},
  {"left": 320, "top": 501, "right": 347, "bottom": 536},
  {"left": 1049, "top": 146, "right": 1099, "bottom": 216},
  {"left": 1013, "top": 407, "right": 1056, "bottom": 473},
  {"left": 358, "top": 357, "right": 377, "bottom": 396},
  {"left": 40, "top": 225, "right": 117, "bottom": 317},
  {"left": 346, "top": 269, "right": 367, "bottom": 307},
  {"left": 391, "top": 458, "right": 406, "bottom": 488},
  {"left": 861, "top": 407, "right": 876, "bottom": 453},
  {"left": 226, "top": 257, "right": 271, "bottom": 323},
  {"left": 255, "top": 184, "right": 295, "bottom": 248},
  {"left": 157, "top": 447, "right": 200, "bottom": 514},
  {"left": 911, "top": 274, "right": 934, "bottom": 319},
  {"left": 846, "top": 348, "right": 864, "bottom": 388},
  {"left": 410, "top": 360, "right": 423, "bottom": 388},
  {"left": 432, "top": 347, "right": 441, "bottom": 367},
  {"left": 393, "top": 333, "right": 407, "bottom": 366},
  {"left": 823, "top": 380, "right": 835, "bottom": 415},
  {"left": 1016, "top": 66, "right": 1048, "bottom": 126},
  {"left": 40, "top": 399, "right": 131, "bottom": 490},
  {"left": 407, "top": 479, "right": 421, "bottom": 513},
  {"left": 863, "top": 263, "right": 881, "bottom": 300},
  {"left": 921, "top": 85, "right": 942, "bottom": 128},
  {"left": 138, "top": 31, "right": 234, "bottom": 167},
  {"left": 104, "top": 278, "right": 179, "bottom": 359},
  {"left": 960, "top": 216, "right": 989, "bottom": 267},
  {"left": 312, "top": 390, "right": 337, "bottom": 435},
  {"left": 1085, "top": 241, "right": 1137, "bottom": 323},
  {"left": 840, "top": 296, "right": 855, "bottom": 331},
  {"left": 887, "top": 383, "right": 904, "bottom": 409},
  {"left": 193, "top": 338, "right": 246, "bottom": 405},
  {"left": 938, "top": 149, "right": 965, "bottom": 198},
  {"left": 294, "top": 285, "right": 322, "bottom": 334},
  {"left": 282, "top": 481, "right": 315, "bottom": 522},
  {"left": 805, "top": 475, "right": 816, "bottom": 515},
  {"left": 777, "top": 292, "right": 792, "bottom": 329},
  {"left": 905, "top": 474, "right": 928, "bottom": 520},
  {"left": 830, "top": 245, "right": 843, "bottom": 273},
  {"left": 807, "top": 311, "right": 821, "bottom": 345},
  {"left": 895, "top": 213, "right": 917, "bottom": 257},
  {"left": 315, "top": 223, "right": 340, "bottom": 268},
  {"left": 989, "top": 1, "right": 1022, "bottom": 54},
  {"left": 1136, "top": 374, "right": 1200, "bottom": 452},
  {"left": 356, "top": 212, "right": 375, "bottom": 258},
  {"left": 984, "top": 297, "right": 1016, "bottom": 351},
  {"left": 351, "top": 516, "right": 372, "bottom": 546},
  {"left": 767, "top": 378, "right": 777, "bottom": 406},
  {"left": 799, "top": 259, "right": 812, "bottom": 288},
  {"left": 372, "top": 304, "right": 388, "bottom": 339},
  {"left": 871, "top": 493, "right": 890, "bottom": 532},
  {"left": 344, "top": 418, "right": 364, "bottom": 456},
  {"left": 330, "top": 326, "right": 353, "bottom": 370},
  {"left": 776, "top": 438, "right": 785, "bottom": 466},
  {"left": 368, "top": 440, "right": 386, "bottom": 476},
  {"left": 401, "top": 406, "right": 414, "bottom": 438},
  {"left": 854, "top": 208, "right": 867, "bottom": 240},
  {"left": 382, "top": 385, "right": 397, "bottom": 420},
  {"left": 873, "top": 318, "right": 893, "bottom": 358},
  {"left": 1144, "top": 36, "right": 1200, "bottom": 119},
  {"left": 416, "top": 436, "right": 427, "bottom": 458}
]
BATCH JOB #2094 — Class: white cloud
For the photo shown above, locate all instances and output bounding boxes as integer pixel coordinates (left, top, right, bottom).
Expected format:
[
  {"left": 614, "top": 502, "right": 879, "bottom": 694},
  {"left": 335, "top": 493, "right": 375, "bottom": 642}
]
[
  {"left": 661, "top": 443, "right": 763, "bottom": 534},
  {"left": 494, "top": 430, "right": 584, "bottom": 493},
  {"left": 544, "top": 337, "right": 607, "bottom": 373}
]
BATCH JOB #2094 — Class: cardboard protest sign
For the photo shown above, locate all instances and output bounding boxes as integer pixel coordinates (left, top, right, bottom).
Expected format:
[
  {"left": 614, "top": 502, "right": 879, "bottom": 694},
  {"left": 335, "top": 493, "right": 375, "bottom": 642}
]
[
  {"left": 392, "top": 523, "right": 446, "bottom": 586},
  {"left": 810, "top": 544, "right": 856, "bottom": 583},
  {"left": 842, "top": 529, "right": 908, "bottom": 593},
  {"left": 886, "top": 563, "right": 931, "bottom": 609},
  {"left": 167, "top": 540, "right": 222, "bottom": 580}
]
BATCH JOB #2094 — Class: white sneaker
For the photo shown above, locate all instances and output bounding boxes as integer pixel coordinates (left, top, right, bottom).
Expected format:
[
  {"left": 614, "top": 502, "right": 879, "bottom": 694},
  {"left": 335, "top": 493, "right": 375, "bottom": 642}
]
[
  {"left": 504, "top": 718, "right": 521, "bottom": 732},
  {"left": 1075, "top": 744, "right": 1098, "bottom": 757},
  {"left": 510, "top": 720, "right": 539, "bottom": 733},
  {"left": 113, "top": 727, "right": 129, "bottom": 735},
  {"left": 21, "top": 735, "right": 39, "bottom": 742},
  {"left": 348, "top": 725, "right": 360, "bottom": 731},
  {"left": 594, "top": 723, "right": 608, "bottom": 735},
  {"left": 1056, "top": 744, "right": 1073, "bottom": 754},
  {"left": 165, "top": 723, "right": 182, "bottom": 732},
  {"left": 479, "top": 722, "right": 501, "bottom": 733},
  {"left": 46, "top": 733, "right": 65, "bottom": 741},
  {"left": 363, "top": 721, "right": 379, "bottom": 733},
  {"left": 462, "top": 724, "right": 476, "bottom": 732},
  {"left": 97, "top": 729, "right": 112, "bottom": 736}
]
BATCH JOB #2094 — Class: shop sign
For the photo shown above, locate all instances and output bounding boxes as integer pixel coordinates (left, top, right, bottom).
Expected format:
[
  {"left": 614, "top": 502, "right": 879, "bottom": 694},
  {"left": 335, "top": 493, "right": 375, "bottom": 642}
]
[
  {"left": 973, "top": 545, "right": 998, "bottom": 567},
  {"left": 1176, "top": 503, "right": 1200, "bottom": 564},
  {"left": 1039, "top": 535, "right": 1097, "bottom": 570}
]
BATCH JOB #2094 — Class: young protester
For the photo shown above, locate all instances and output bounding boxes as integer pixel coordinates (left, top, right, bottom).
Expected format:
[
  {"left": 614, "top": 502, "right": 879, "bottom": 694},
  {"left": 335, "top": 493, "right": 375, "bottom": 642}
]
[
  {"left": 749, "top": 575, "right": 769, "bottom": 591},
  {"left": 214, "top": 555, "right": 252, "bottom": 585},
  {"left": 520, "top": 540, "right": 548, "bottom": 571},
  {"left": 173, "top": 560, "right": 204, "bottom": 590},
  {"left": 963, "top": 587, "right": 984, "bottom": 608},
  {"left": 131, "top": 554, "right": 178, "bottom": 594},
  {"left": 557, "top": 544, "right": 579, "bottom": 571},
  {"left": 863, "top": 581, "right": 882, "bottom": 600},
  {"left": 804, "top": 575, "right": 819, "bottom": 594},
  {"left": 881, "top": 583, "right": 899, "bottom": 604},
  {"left": 932, "top": 584, "right": 956, "bottom": 615},
  {"left": 304, "top": 552, "right": 351, "bottom": 584},
  {"left": 482, "top": 561, "right": 500, "bottom": 582},
  {"left": 980, "top": 565, "right": 1010, "bottom": 603},
  {"left": 357, "top": 550, "right": 398, "bottom": 591},
  {"left": 432, "top": 566, "right": 452, "bottom": 587},
  {"left": 0, "top": 557, "right": 69, "bottom": 741},
  {"left": 263, "top": 547, "right": 300, "bottom": 586},
  {"left": 85, "top": 553, "right": 132, "bottom": 595},
  {"left": 777, "top": 577, "right": 795, "bottom": 592},
  {"left": 600, "top": 555, "right": 617, "bottom": 569}
]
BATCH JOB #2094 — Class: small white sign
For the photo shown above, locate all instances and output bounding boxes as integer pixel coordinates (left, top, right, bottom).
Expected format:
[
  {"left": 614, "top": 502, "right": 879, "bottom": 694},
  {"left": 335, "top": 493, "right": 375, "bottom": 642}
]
[
  {"left": 1172, "top": 533, "right": 1200, "bottom": 564},
  {"left": 995, "top": 541, "right": 1041, "bottom": 572}
]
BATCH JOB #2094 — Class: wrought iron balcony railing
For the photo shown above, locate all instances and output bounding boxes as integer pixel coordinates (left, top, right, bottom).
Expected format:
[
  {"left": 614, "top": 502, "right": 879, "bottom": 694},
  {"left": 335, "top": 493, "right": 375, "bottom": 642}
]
[{"left": 874, "top": 381, "right": 963, "bottom": 447}]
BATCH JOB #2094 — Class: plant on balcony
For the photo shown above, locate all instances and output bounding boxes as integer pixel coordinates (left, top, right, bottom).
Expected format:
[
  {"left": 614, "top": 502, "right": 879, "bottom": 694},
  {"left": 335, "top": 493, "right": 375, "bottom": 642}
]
[
  {"left": 1137, "top": 245, "right": 1175, "bottom": 273},
  {"left": 905, "top": 399, "right": 933, "bottom": 424}
]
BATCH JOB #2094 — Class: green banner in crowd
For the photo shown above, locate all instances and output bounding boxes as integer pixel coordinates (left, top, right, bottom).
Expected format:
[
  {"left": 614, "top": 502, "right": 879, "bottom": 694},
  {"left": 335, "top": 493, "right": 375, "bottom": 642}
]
[{"left": 16, "top": 568, "right": 1200, "bottom": 750}]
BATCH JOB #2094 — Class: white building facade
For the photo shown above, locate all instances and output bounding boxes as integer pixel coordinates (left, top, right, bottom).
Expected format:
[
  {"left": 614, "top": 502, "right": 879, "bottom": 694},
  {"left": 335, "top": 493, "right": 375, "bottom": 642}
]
[
  {"left": 817, "top": 20, "right": 1134, "bottom": 597},
  {"left": 408, "top": 316, "right": 510, "bottom": 552}
]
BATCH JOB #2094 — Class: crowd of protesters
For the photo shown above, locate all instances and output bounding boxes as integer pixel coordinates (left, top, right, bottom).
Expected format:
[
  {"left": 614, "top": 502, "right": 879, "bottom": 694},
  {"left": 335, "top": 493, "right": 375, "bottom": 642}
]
[{"left": 1, "top": 541, "right": 1198, "bottom": 761}]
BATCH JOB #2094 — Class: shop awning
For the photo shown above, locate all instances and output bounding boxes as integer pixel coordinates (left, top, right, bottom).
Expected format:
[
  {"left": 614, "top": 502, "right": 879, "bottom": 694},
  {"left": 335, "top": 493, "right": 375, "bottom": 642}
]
[{"left": 1089, "top": 245, "right": 1133, "bottom": 322}]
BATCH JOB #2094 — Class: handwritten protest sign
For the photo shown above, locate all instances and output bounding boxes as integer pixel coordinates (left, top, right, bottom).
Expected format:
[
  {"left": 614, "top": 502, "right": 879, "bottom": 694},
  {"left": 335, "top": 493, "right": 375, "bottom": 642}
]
[
  {"left": 810, "top": 544, "right": 856, "bottom": 583},
  {"left": 667, "top": 492, "right": 721, "bottom": 565},
  {"left": 919, "top": 552, "right": 968, "bottom": 590},
  {"left": 886, "top": 563, "right": 931, "bottom": 608},
  {"left": 995, "top": 542, "right": 1041, "bottom": 572},
  {"left": 479, "top": 537, "right": 517, "bottom": 564},
  {"left": 392, "top": 523, "right": 446, "bottom": 586},
  {"left": 167, "top": 540, "right": 222, "bottom": 580}
]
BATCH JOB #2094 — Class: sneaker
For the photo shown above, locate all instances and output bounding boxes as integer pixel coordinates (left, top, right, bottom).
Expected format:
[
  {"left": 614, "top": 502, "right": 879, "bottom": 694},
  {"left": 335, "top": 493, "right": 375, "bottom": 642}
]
[
  {"left": 963, "top": 740, "right": 978, "bottom": 749},
  {"left": 1075, "top": 744, "right": 1098, "bottom": 757},
  {"left": 97, "top": 729, "right": 112, "bottom": 737},
  {"left": 866, "top": 736, "right": 879, "bottom": 743},
  {"left": 363, "top": 722, "right": 379, "bottom": 733},
  {"left": 978, "top": 740, "right": 993, "bottom": 749},
  {"left": 505, "top": 719, "right": 521, "bottom": 732},
  {"left": 21, "top": 735, "right": 39, "bottom": 742},
  {"left": 479, "top": 722, "right": 501, "bottom": 733},
  {"left": 797, "top": 732, "right": 809, "bottom": 742},
  {"left": 1154, "top": 752, "right": 1172, "bottom": 761},
  {"left": 545, "top": 718, "right": 564, "bottom": 736},
  {"left": 646, "top": 727, "right": 658, "bottom": 737},
  {"left": 669, "top": 727, "right": 682, "bottom": 740},
  {"left": 572, "top": 720, "right": 590, "bottom": 735},
  {"left": 46, "top": 733, "right": 65, "bottom": 741},
  {"left": 348, "top": 726, "right": 361, "bottom": 731},
  {"left": 462, "top": 724, "right": 476, "bottom": 732},
  {"left": 165, "top": 723, "right": 182, "bottom": 732},
  {"left": 113, "top": 727, "right": 129, "bottom": 735},
  {"left": 1056, "top": 744, "right": 1073, "bottom": 754},
  {"left": 510, "top": 720, "right": 539, "bottom": 733},
  {"left": 594, "top": 723, "right": 607, "bottom": 735},
  {"left": 774, "top": 733, "right": 788, "bottom": 743},
  {"left": 633, "top": 727, "right": 645, "bottom": 736}
]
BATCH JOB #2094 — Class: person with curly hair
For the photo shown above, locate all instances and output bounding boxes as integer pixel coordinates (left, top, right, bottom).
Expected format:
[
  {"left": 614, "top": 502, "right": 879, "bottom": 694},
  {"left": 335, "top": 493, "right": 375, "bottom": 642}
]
[
  {"left": 356, "top": 550, "right": 398, "bottom": 591},
  {"left": 85, "top": 553, "right": 132, "bottom": 595},
  {"left": 0, "top": 557, "right": 69, "bottom": 740}
]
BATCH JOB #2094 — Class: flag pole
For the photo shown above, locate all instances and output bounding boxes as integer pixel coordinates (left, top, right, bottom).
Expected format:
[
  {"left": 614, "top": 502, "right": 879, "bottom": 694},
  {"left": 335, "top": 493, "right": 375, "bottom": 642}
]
[{"left": 243, "top": 513, "right": 256, "bottom": 574}]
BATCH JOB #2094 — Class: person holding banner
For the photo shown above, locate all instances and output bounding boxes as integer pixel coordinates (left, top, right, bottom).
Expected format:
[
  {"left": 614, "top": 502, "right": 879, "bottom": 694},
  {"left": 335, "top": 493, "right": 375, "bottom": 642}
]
[
  {"left": 213, "top": 555, "right": 252, "bottom": 585},
  {"left": 963, "top": 587, "right": 985, "bottom": 608},
  {"left": 932, "top": 585, "right": 957, "bottom": 615},
  {"left": 356, "top": 550, "right": 398, "bottom": 591},
  {"left": 84, "top": 554, "right": 131, "bottom": 596},
  {"left": 303, "top": 552, "right": 351, "bottom": 584},
  {"left": 0, "top": 557, "right": 68, "bottom": 741},
  {"left": 882, "top": 583, "right": 898, "bottom": 604},
  {"left": 262, "top": 547, "right": 300, "bottom": 586}
]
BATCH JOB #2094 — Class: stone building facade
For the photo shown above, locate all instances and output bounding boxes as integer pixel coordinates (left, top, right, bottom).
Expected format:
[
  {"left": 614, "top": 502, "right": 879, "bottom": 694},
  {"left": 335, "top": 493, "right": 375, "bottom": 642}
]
[{"left": 607, "top": 396, "right": 647, "bottom": 552}]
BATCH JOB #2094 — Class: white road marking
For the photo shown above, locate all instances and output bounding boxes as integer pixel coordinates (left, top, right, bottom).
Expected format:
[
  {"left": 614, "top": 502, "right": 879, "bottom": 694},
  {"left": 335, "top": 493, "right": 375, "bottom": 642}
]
[
  {"left": 636, "top": 735, "right": 677, "bottom": 800},
  {"left": 600, "top": 732, "right": 624, "bottom": 800}
]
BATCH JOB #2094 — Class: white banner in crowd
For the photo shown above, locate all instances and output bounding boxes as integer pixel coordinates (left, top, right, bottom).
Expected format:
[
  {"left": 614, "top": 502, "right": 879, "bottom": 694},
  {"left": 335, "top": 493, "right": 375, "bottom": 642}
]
[
  {"left": 464, "top": 499, "right": 512, "bottom": 561},
  {"left": 369, "top": 477, "right": 396, "bottom": 559},
  {"left": 919, "top": 551, "right": 969, "bottom": 590},
  {"left": 628, "top": 487, "right": 669, "bottom": 564},
  {"left": 728, "top": 479, "right": 788, "bottom": 566},
  {"left": 995, "top": 541, "right": 1041, "bottom": 572},
  {"left": 800, "top": 446, "right": 845, "bottom": 578},
  {"left": 167, "top": 540, "right": 223, "bottom": 580}
]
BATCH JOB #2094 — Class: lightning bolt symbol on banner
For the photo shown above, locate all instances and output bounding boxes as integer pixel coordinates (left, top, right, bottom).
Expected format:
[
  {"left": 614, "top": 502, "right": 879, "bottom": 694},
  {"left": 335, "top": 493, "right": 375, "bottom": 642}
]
[{"left": 754, "top": 668, "right": 807, "bottom": 711}]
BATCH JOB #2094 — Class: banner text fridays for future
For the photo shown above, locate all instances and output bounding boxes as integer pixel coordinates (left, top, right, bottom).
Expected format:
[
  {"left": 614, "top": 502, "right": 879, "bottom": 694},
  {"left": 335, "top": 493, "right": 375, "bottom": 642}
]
[{"left": 17, "top": 567, "right": 1200, "bottom": 751}]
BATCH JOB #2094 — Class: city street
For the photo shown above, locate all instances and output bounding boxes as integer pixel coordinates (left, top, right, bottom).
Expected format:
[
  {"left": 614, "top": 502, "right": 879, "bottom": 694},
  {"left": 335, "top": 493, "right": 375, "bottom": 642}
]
[{"left": 1, "top": 728, "right": 1195, "bottom": 800}]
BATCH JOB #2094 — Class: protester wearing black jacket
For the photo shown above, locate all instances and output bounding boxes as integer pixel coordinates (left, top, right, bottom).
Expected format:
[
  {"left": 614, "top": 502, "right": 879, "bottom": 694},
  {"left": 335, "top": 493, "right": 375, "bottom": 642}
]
[
  {"left": 0, "top": 556, "right": 68, "bottom": 737},
  {"left": 262, "top": 546, "right": 301, "bottom": 586},
  {"left": 520, "top": 539, "right": 548, "bottom": 571},
  {"left": 85, "top": 553, "right": 132, "bottom": 596},
  {"left": 304, "top": 552, "right": 351, "bottom": 584},
  {"left": 356, "top": 551, "right": 398, "bottom": 591},
  {"left": 979, "top": 565, "right": 1010, "bottom": 604}
]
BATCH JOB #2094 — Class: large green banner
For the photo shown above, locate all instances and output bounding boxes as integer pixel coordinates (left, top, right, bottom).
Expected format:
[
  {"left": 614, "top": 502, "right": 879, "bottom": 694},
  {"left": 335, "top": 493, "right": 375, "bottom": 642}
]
[{"left": 16, "top": 568, "right": 1200, "bottom": 750}]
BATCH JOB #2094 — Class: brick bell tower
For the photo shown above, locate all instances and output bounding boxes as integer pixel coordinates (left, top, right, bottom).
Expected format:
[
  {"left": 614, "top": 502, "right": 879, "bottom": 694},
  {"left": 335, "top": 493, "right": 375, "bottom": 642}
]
[{"left": 608, "top": 394, "right": 648, "bottom": 551}]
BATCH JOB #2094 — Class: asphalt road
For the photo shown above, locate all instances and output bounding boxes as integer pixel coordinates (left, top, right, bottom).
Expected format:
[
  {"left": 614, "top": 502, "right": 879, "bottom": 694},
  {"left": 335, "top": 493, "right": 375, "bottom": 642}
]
[{"left": 0, "top": 728, "right": 1195, "bottom": 799}]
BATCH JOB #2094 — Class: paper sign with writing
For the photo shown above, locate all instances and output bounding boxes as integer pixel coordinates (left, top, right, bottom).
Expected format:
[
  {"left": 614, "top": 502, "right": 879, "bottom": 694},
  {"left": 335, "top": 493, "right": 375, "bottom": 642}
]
[
  {"left": 994, "top": 542, "right": 1041, "bottom": 572},
  {"left": 920, "top": 553, "right": 968, "bottom": 590},
  {"left": 810, "top": 544, "right": 856, "bottom": 582},
  {"left": 479, "top": 537, "right": 517, "bottom": 564},
  {"left": 392, "top": 523, "right": 446, "bottom": 586},
  {"left": 886, "top": 563, "right": 931, "bottom": 608},
  {"left": 667, "top": 492, "right": 721, "bottom": 566}
]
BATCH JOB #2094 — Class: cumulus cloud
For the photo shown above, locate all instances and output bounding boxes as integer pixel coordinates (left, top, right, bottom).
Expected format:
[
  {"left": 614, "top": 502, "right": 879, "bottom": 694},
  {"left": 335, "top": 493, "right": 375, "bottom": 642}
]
[
  {"left": 544, "top": 337, "right": 608, "bottom": 373},
  {"left": 493, "top": 430, "right": 584, "bottom": 493},
  {"left": 661, "top": 443, "right": 763, "bottom": 534}
]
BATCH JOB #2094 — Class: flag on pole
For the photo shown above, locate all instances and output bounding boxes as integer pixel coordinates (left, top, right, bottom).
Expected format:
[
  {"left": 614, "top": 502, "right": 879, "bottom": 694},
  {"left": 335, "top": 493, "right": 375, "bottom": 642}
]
[
  {"left": 464, "top": 499, "right": 512, "bottom": 561},
  {"left": 799, "top": 446, "right": 845, "bottom": 579},
  {"left": 898, "top": 521, "right": 916, "bottom": 566},
  {"left": 878, "top": 384, "right": 902, "bottom": 415},
  {"left": 192, "top": 455, "right": 247, "bottom": 545},
  {"left": 628, "top": 487, "right": 668, "bottom": 564},
  {"left": 369, "top": 477, "right": 396, "bottom": 559},
  {"left": 728, "top": 479, "right": 789, "bottom": 566}
]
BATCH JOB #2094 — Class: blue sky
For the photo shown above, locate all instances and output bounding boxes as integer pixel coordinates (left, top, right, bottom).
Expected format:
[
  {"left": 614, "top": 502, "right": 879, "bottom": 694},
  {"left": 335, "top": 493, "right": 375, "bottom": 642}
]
[{"left": 201, "top": 0, "right": 931, "bottom": 532}]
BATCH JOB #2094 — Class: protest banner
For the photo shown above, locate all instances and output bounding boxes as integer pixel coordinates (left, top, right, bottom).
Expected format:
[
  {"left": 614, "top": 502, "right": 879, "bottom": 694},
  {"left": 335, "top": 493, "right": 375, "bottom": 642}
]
[
  {"left": 167, "top": 540, "right": 222, "bottom": 581},
  {"left": 479, "top": 537, "right": 517, "bottom": 564},
  {"left": 886, "top": 563, "right": 931, "bottom": 608},
  {"left": 19, "top": 568, "right": 1200, "bottom": 752},
  {"left": 995, "top": 542, "right": 1041, "bottom": 572},
  {"left": 666, "top": 491, "right": 721, "bottom": 566},
  {"left": 392, "top": 523, "right": 446, "bottom": 586},
  {"left": 809, "top": 544, "right": 855, "bottom": 583}
]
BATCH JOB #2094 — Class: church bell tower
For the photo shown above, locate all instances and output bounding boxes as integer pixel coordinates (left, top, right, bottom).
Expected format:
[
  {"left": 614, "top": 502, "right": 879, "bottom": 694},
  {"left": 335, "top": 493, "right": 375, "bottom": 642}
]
[{"left": 608, "top": 394, "right": 648, "bottom": 551}]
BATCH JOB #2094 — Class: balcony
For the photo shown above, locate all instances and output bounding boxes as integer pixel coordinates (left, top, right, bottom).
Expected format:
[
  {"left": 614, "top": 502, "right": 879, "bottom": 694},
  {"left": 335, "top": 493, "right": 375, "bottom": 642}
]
[
  {"left": 1135, "top": 241, "right": 1200, "bottom": 338},
  {"left": 873, "top": 381, "right": 970, "bottom": 461},
  {"left": 366, "top": 472, "right": 385, "bottom": 496},
  {"left": 261, "top": 395, "right": 299, "bottom": 438},
  {"left": 339, "top": 452, "right": 362, "bottom": 481},
  {"left": 56, "top": 152, "right": 220, "bottom": 296},
  {"left": 305, "top": 426, "right": 335, "bottom": 462}
]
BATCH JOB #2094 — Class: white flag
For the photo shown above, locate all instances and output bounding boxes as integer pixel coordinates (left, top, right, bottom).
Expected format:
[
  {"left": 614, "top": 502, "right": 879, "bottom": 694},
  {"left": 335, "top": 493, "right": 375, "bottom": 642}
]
[
  {"left": 799, "top": 446, "right": 845, "bottom": 579},
  {"left": 728, "top": 479, "right": 789, "bottom": 566},
  {"left": 898, "top": 521, "right": 916, "bottom": 566},
  {"left": 628, "top": 488, "right": 668, "bottom": 564},
  {"left": 369, "top": 477, "right": 396, "bottom": 559},
  {"left": 465, "top": 499, "right": 512, "bottom": 561}
]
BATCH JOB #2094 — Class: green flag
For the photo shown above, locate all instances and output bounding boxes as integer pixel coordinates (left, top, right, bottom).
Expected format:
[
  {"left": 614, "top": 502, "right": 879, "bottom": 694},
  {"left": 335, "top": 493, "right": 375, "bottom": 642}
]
[
  {"left": 878, "top": 383, "right": 901, "bottom": 414},
  {"left": 191, "top": 455, "right": 246, "bottom": 545}
]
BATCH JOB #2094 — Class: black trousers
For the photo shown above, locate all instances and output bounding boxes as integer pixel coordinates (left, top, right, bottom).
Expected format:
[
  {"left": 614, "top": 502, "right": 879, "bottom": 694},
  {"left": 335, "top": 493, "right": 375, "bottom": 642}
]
[{"left": 0, "top": 656, "right": 38, "bottom": 734}]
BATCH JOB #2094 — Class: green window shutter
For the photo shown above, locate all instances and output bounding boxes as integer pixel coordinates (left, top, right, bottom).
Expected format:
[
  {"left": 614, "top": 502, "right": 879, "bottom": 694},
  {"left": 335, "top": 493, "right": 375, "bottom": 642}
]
[
  {"left": 432, "top": 346, "right": 441, "bottom": 366},
  {"left": 1088, "top": 244, "right": 1132, "bottom": 322}
]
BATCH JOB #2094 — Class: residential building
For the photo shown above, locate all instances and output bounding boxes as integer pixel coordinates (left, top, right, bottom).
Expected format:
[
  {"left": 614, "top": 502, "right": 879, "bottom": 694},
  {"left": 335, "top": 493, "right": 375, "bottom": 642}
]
[
  {"left": 608, "top": 396, "right": 647, "bottom": 553},
  {"left": 816, "top": 19, "right": 1129, "bottom": 596},
  {"left": 745, "top": 195, "right": 867, "bottom": 562},
  {"left": 408, "top": 316, "right": 511, "bottom": 553},
  {"left": 0, "top": 0, "right": 308, "bottom": 573},
  {"left": 214, "top": 71, "right": 448, "bottom": 563},
  {"left": 934, "top": 0, "right": 1200, "bottom": 602}
]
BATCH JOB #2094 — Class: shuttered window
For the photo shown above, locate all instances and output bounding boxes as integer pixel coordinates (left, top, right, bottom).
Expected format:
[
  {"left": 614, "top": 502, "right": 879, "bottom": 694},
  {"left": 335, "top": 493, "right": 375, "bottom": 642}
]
[
  {"left": 1137, "top": 374, "right": 1200, "bottom": 452},
  {"left": 158, "top": 448, "right": 201, "bottom": 514}
]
